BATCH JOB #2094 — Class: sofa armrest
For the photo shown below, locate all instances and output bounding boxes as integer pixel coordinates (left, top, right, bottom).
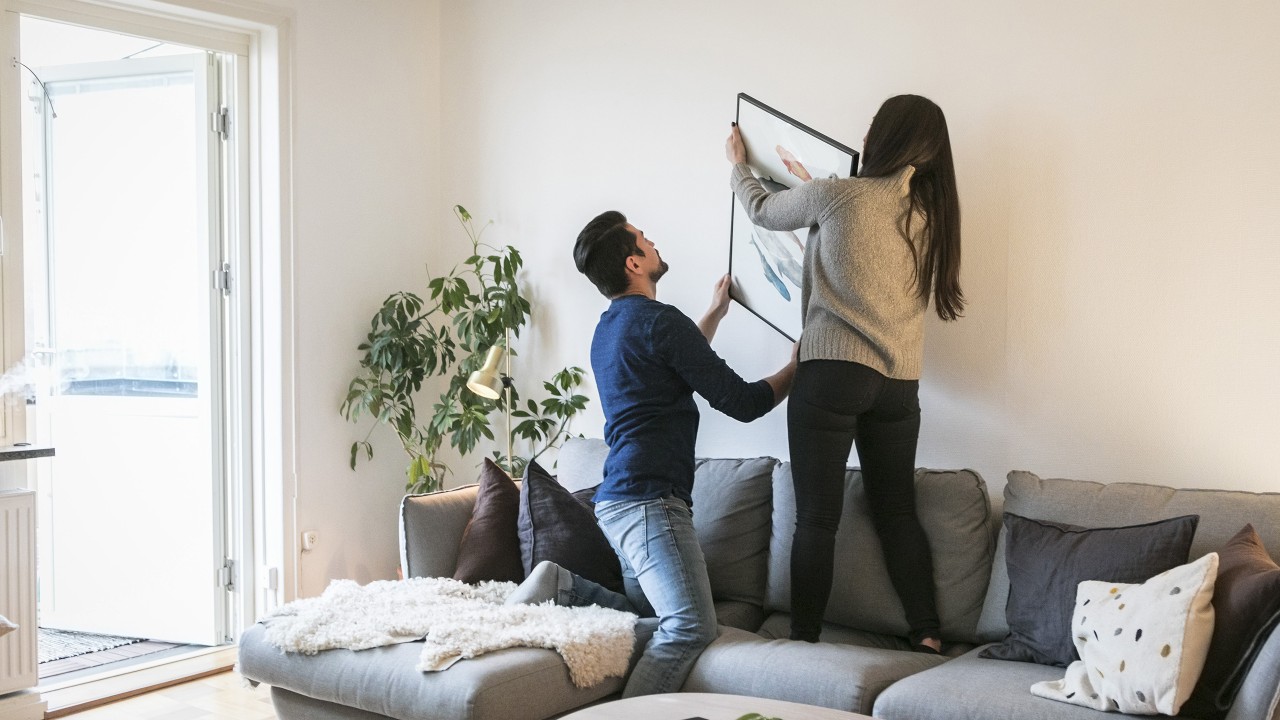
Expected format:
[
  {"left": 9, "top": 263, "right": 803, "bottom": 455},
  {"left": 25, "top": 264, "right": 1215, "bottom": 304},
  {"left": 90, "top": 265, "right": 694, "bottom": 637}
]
[
  {"left": 398, "top": 485, "right": 479, "bottom": 579},
  {"left": 1226, "top": 624, "right": 1280, "bottom": 720}
]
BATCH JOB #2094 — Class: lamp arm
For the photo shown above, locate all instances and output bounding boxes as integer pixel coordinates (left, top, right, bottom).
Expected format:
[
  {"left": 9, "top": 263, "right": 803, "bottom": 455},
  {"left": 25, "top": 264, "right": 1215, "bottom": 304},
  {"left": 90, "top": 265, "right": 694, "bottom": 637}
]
[{"left": 504, "top": 327, "right": 513, "bottom": 475}]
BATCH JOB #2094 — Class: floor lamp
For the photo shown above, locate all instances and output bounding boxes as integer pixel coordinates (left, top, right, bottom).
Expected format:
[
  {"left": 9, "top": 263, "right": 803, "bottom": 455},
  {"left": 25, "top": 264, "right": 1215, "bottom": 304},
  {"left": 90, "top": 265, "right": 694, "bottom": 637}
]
[{"left": 465, "top": 330, "right": 514, "bottom": 476}]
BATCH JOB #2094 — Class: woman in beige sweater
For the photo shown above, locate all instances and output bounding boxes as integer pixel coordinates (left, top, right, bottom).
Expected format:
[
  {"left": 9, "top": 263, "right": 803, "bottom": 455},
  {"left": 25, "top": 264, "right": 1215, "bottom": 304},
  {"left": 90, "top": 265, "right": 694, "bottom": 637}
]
[{"left": 726, "top": 94, "right": 964, "bottom": 653}]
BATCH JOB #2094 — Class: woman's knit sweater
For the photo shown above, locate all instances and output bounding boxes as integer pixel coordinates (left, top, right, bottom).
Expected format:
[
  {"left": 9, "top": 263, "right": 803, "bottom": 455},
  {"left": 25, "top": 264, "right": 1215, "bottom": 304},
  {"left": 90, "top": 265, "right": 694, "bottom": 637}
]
[{"left": 731, "top": 162, "right": 927, "bottom": 380}]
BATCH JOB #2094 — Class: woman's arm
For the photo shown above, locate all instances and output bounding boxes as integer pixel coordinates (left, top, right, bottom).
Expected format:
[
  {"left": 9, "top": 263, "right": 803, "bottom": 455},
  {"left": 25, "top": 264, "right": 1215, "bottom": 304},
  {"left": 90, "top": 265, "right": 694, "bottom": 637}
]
[{"left": 726, "top": 125, "right": 831, "bottom": 231}]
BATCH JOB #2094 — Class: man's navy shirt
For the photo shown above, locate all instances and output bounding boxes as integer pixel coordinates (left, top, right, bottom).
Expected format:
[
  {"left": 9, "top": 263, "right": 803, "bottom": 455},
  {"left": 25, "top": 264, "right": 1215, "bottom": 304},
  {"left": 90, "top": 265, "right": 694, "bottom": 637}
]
[{"left": 591, "top": 295, "right": 774, "bottom": 507}]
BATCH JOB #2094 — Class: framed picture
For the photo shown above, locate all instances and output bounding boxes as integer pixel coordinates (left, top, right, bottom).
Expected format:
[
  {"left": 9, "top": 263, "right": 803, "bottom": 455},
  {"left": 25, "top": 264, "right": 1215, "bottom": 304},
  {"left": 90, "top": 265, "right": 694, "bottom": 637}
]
[{"left": 729, "top": 93, "right": 859, "bottom": 341}]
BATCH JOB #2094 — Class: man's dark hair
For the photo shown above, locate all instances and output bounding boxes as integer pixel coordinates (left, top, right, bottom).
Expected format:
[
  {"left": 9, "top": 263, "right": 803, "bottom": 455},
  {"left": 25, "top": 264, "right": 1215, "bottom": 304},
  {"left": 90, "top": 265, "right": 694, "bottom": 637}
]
[{"left": 573, "top": 210, "right": 641, "bottom": 298}]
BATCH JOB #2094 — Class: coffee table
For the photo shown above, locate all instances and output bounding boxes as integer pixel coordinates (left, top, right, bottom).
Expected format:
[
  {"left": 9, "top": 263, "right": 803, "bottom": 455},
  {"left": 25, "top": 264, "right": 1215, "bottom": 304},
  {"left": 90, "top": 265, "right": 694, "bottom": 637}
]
[{"left": 558, "top": 693, "right": 871, "bottom": 719}]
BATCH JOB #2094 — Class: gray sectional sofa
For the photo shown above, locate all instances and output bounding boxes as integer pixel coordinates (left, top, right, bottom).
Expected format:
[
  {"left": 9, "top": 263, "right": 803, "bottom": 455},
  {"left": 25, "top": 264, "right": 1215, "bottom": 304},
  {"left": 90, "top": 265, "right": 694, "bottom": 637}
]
[{"left": 238, "top": 438, "right": 1280, "bottom": 720}]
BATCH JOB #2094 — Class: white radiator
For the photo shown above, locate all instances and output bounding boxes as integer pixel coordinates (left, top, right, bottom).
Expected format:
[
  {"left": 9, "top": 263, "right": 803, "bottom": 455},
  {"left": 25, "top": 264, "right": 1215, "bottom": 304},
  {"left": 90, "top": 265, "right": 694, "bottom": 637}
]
[{"left": 0, "top": 490, "right": 37, "bottom": 695}]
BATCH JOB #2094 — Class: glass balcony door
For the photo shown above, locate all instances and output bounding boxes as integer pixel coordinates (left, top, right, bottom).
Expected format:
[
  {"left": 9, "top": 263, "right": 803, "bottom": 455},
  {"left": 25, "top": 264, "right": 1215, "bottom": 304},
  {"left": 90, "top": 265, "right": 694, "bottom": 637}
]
[{"left": 27, "top": 45, "right": 228, "bottom": 647}]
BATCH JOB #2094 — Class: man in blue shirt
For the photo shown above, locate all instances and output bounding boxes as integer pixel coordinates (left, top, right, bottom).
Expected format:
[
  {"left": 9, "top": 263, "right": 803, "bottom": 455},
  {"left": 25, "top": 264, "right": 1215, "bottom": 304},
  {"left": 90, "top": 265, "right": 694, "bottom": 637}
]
[{"left": 507, "top": 210, "right": 795, "bottom": 697}]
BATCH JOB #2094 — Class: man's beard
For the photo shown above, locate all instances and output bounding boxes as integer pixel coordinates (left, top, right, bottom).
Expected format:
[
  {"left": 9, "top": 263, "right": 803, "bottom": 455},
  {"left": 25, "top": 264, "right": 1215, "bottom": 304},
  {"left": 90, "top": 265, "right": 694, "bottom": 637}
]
[{"left": 649, "top": 260, "right": 669, "bottom": 282}]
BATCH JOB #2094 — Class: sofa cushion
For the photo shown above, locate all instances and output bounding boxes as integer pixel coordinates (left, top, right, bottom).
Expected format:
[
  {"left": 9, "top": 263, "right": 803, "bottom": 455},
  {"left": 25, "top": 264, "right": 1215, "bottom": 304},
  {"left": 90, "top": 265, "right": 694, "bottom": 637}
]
[
  {"left": 238, "top": 622, "right": 623, "bottom": 720},
  {"left": 691, "top": 457, "right": 778, "bottom": 607},
  {"left": 980, "top": 513, "right": 1199, "bottom": 667},
  {"left": 401, "top": 485, "right": 481, "bottom": 580},
  {"left": 1183, "top": 524, "right": 1280, "bottom": 720},
  {"left": 1223, "top": 620, "right": 1280, "bottom": 720},
  {"left": 1030, "top": 552, "right": 1218, "bottom": 715},
  {"left": 555, "top": 438, "right": 778, "bottom": 608},
  {"left": 517, "top": 461, "right": 622, "bottom": 592},
  {"left": 977, "top": 471, "right": 1280, "bottom": 643},
  {"left": 556, "top": 437, "right": 609, "bottom": 493},
  {"left": 756, "top": 612, "right": 914, "bottom": 652},
  {"left": 270, "top": 688, "right": 396, "bottom": 720},
  {"left": 713, "top": 600, "right": 766, "bottom": 633},
  {"left": 683, "top": 625, "right": 944, "bottom": 716},
  {"left": 453, "top": 459, "right": 524, "bottom": 584},
  {"left": 766, "top": 463, "right": 994, "bottom": 643},
  {"left": 873, "top": 645, "right": 1204, "bottom": 720}
]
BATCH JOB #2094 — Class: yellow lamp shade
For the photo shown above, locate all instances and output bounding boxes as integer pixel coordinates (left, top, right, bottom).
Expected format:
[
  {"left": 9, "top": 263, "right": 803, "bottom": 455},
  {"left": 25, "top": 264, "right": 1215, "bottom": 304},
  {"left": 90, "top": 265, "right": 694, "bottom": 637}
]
[{"left": 466, "top": 345, "right": 506, "bottom": 400}]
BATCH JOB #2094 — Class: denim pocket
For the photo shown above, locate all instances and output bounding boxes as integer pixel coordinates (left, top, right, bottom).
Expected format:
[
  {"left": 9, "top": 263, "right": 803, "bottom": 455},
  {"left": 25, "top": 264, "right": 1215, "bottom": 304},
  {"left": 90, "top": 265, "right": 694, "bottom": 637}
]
[{"left": 594, "top": 499, "right": 635, "bottom": 525}]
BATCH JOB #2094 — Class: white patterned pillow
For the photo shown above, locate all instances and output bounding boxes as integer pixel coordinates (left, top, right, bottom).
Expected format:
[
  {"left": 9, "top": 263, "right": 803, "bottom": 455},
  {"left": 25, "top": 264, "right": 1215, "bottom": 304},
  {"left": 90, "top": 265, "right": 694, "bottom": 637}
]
[
  {"left": 1031, "top": 552, "right": 1218, "bottom": 716},
  {"left": 0, "top": 614, "right": 16, "bottom": 638}
]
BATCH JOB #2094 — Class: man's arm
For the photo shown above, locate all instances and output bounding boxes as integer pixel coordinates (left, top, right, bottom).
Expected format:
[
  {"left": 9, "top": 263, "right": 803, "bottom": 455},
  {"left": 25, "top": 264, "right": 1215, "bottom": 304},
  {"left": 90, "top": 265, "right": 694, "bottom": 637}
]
[
  {"left": 698, "top": 274, "right": 732, "bottom": 342},
  {"left": 658, "top": 309, "right": 792, "bottom": 422}
]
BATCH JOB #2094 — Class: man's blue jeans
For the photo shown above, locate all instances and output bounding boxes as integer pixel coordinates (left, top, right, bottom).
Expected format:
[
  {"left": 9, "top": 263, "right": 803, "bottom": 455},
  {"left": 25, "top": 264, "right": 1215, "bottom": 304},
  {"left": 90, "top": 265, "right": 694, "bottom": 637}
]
[{"left": 554, "top": 496, "right": 718, "bottom": 697}]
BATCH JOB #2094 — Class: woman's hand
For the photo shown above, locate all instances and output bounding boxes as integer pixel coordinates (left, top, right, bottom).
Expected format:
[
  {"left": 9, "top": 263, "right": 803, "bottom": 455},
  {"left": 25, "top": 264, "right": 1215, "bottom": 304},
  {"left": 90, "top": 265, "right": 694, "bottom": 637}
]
[
  {"left": 725, "top": 124, "right": 747, "bottom": 165},
  {"left": 776, "top": 145, "right": 813, "bottom": 182}
]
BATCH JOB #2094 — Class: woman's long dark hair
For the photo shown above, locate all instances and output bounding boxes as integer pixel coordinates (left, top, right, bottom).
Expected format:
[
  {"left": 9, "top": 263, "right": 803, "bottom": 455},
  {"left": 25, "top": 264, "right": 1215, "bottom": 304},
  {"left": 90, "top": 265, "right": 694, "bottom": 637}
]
[{"left": 860, "top": 95, "right": 964, "bottom": 321}]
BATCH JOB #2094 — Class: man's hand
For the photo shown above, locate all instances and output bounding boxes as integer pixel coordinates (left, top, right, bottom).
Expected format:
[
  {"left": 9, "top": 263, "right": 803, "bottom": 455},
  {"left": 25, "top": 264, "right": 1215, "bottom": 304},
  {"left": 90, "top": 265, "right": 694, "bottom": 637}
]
[
  {"left": 699, "top": 274, "right": 733, "bottom": 342},
  {"left": 708, "top": 273, "right": 731, "bottom": 321},
  {"left": 726, "top": 124, "right": 747, "bottom": 165},
  {"left": 766, "top": 341, "right": 800, "bottom": 407}
]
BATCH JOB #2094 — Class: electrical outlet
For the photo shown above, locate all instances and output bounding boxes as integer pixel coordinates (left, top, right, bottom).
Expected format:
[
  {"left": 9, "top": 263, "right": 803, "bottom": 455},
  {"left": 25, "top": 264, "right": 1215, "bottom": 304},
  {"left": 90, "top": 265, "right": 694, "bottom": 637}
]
[{"left": 302, "top": 530, "right": 319, "bottom": 552}]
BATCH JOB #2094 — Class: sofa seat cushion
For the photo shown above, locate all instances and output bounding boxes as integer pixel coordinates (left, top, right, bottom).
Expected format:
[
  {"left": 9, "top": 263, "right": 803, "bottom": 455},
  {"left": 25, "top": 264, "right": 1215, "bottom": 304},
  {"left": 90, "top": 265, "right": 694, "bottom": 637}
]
[
  {"left": 713, "top": 600, "right": 765, "bottom": 632},
  {"left": 270, "top": 687, "right": 396, "bottom": 720},
  {"left": 755, "top": 612, "right": 908, "bottom": 651},
  {"left": 873, "top": 645, "right": 1201, "bottom": 720},
  {"left": 237, "top": 623, "right": 622, "bottom": 720},
  {"left": 682, "top": 625, "right": 944, "bottom": 715}
]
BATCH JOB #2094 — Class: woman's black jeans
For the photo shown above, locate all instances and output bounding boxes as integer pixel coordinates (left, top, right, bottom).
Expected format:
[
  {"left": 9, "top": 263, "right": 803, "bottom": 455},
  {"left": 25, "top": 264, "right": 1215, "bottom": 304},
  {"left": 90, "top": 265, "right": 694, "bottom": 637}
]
[{"left": 787, "top": 359, "right": 939, "bottom": 645}]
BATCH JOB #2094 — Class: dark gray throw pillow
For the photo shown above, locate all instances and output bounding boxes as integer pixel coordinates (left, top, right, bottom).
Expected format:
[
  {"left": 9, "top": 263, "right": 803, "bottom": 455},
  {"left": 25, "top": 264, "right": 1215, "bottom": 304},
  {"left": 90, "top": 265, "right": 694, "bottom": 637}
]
[
  {"left": 980, "top": 512, "right": 1199, "bottom": 667},
  {"left": 517, "top": 461, "right": 623, "bottom": 593}
]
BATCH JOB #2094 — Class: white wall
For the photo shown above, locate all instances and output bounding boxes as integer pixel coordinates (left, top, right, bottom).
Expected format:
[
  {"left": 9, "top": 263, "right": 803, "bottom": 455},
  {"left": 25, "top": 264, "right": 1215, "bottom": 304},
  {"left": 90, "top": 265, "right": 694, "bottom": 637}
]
[
  {"left": 287, "top": 0, "right": 441, "bottom": 597},
  {"left": 289, "top": 0, "right": 1280, "bottom": 597},
  {"left": 431, "top": 1, "right": 1280, "bottom": 499}
]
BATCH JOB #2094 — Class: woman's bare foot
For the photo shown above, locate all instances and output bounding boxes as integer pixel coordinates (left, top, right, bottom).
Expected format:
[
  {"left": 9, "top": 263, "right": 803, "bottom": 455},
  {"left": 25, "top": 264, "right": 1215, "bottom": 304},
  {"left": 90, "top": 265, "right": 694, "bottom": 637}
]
[{"left": 916, "top": 636, "right": 942, "bottom": 654}]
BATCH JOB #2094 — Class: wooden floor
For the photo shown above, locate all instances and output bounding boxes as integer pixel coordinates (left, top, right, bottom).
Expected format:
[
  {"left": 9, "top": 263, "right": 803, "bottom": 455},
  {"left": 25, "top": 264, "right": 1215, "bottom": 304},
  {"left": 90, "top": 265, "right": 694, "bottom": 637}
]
[{"left": 56, "top": 670, "right": 277, "bottom": 719}]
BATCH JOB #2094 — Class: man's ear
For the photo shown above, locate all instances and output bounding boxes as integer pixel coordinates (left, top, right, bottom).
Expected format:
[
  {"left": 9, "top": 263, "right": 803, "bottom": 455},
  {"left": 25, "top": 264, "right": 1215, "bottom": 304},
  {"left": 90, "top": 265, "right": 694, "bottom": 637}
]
[{"left": 623, "top": 255, "right": 642, "bottom": 275}]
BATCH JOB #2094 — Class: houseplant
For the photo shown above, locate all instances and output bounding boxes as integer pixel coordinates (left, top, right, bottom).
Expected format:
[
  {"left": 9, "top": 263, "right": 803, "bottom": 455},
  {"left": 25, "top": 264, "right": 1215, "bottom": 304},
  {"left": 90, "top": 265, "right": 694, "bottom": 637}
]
[{"left": 341, "top": 205, "right": 588, "bottom": 493}]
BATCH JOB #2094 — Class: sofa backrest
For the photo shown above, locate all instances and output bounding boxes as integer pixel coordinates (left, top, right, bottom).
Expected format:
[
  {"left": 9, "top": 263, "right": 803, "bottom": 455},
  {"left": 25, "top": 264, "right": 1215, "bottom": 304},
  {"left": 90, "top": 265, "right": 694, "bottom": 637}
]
[
  {"left": 691, "top": 456, "right": 779, "bottom": 607},
  {"left": 557, "top": 437, "right": 779, "bottom": 608},
  {"left": 765, "top": 463, "right": 997, "bottom": 644},
  {"left": 400, "top": 485, "right": 480, "bottom": 579},
  {"left": 975, "top": 470, "right": 1280, "bottom": 642}
]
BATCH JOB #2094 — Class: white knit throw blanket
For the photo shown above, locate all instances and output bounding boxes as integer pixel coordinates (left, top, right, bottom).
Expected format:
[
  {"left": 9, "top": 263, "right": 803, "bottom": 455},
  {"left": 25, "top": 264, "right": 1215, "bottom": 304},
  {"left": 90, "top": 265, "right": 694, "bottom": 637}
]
[{"left": 263, "top": 577, "right": 637, "bottom": 688}]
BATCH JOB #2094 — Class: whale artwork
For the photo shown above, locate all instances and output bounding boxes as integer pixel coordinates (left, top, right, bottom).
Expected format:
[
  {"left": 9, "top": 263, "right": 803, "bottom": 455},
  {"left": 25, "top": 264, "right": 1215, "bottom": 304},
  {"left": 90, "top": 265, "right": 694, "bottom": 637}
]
[{"left": 728, "top": 93, "right": 858, "bottom": 341}]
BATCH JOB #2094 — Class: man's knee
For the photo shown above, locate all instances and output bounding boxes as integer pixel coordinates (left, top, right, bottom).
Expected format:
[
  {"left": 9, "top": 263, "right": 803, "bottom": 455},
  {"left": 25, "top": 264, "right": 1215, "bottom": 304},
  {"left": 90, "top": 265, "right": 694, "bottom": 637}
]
[
  {"left": 504, "top": 560, "right": 565, "bottom": 606},
  {"left": 660, "top": 613, "right": 718, "bottom": 650}
]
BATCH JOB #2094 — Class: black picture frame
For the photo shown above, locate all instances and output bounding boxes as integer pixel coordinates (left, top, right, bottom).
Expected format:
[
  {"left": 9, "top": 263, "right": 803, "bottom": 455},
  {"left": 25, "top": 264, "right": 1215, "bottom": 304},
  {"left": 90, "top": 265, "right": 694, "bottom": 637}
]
[{"left": 729, "top": 93, "right": 859, "bottom": 342}]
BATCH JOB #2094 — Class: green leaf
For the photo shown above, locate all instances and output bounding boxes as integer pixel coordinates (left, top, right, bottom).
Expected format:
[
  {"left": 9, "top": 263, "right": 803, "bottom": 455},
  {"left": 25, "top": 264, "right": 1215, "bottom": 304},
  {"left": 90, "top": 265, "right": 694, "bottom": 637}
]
[{"left": 343, "top": 205, "right": 593, "bottom": 495}]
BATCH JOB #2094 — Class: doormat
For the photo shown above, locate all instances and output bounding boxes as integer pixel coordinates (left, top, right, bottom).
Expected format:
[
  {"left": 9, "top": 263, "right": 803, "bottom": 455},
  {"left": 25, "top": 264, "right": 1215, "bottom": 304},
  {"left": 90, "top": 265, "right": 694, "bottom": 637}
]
[{"left": 38, "top": 628, "right": 143, "bottom": 664}]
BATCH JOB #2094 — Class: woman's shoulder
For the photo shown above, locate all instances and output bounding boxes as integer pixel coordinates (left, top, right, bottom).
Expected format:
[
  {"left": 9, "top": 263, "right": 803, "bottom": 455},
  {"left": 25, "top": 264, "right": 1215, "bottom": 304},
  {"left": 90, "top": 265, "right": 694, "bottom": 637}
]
[
  {"left": 851, "top": 165, "right": 915, "bottom": 197},
  {"left": 807, "top": 170, "right": 903, "bottom": 203}
]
